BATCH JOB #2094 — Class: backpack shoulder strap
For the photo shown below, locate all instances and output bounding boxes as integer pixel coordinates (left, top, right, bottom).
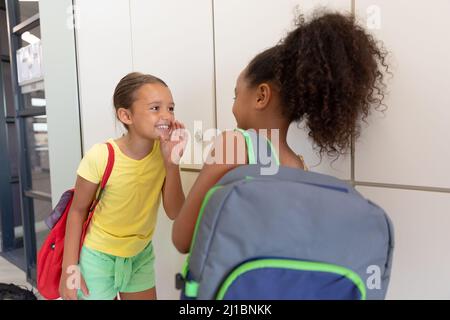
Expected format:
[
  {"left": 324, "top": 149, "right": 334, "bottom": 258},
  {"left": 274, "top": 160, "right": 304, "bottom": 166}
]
[
  {"left": 99, "top": 142, "right": 115, "bottom": 191},
  {"left": 87, "top": 142, "right": 115, "bottom": 212},
  {"left": 80, "top": 143, "right": 115, "bottom": 247},
  {"left": 235, "top": 128, "right": 280, "bottom": 166}
]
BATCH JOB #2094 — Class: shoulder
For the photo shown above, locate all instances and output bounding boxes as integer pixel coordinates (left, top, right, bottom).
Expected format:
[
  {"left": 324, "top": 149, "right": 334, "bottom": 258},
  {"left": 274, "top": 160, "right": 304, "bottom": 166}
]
[
  {"left": 79, "top": 142, "right": 110, "bottom": 174},
  {"left": 87, "top": 142, "right": 108, "bottom": 155},
  {"left": 84, "top": 143, "right": 109, "bottom": 162},
  {"left": 190, "top": 131, "right": 248, "bottom": 201}
]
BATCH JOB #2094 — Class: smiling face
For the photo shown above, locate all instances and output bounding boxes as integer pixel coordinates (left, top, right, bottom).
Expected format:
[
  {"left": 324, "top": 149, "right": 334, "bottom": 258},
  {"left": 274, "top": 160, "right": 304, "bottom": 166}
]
[{"left": 119, "top": 83, "right": 175, "bottom": 140}]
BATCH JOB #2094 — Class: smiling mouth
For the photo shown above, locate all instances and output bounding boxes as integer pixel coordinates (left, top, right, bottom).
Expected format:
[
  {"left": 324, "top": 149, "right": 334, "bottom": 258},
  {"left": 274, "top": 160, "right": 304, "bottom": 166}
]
[{"left": 155, "top": 124, "right": 171, "bottom": 131}]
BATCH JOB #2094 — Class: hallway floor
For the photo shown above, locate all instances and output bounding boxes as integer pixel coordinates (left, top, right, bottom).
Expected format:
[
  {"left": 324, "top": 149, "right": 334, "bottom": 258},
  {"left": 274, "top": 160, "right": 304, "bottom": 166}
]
[{"left": 0, "top": 255, "right": 40, "bottom": 299}]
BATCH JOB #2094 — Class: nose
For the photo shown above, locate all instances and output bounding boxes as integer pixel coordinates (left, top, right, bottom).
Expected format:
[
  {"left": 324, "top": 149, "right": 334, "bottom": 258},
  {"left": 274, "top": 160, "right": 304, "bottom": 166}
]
[{"left": 160, "top": 110, "right": 173, "bottom": 122}]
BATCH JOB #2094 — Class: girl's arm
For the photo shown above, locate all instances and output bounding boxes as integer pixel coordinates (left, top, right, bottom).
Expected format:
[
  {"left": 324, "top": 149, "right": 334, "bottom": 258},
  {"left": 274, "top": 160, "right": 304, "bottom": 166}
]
[
  {"left": 59, "top": 175, "right": 98, "bottom": 300},
  {"left": 160, "top": 120, "right": 186, "bottom": 220},
  {"left": 162, "top": 165, "right": 185, "bottom": 220},
  {"left": 172, "top": 131, "right": 246, "bottom": 253}
]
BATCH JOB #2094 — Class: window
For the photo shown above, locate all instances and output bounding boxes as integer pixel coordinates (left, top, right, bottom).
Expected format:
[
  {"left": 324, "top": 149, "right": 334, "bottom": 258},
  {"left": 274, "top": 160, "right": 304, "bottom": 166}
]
[{"left": 17, "top": 0, "right": 39, "bottom": 23}]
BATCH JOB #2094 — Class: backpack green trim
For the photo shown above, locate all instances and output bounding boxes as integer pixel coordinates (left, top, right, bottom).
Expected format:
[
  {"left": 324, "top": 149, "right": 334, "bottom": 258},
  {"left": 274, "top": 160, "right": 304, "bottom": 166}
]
[
  {"left": 216, "top": 259, "right": 367, "bottom": 300},
  {"left": 235, "top": 128, "right": 256, "bottom": 164},
  {"left": 235, "top": 128, "right": 280, "bottom": 166},
  {"left": 184, "top": 281, "right": 200, "bottom": 298},
  {"left": 181, "top": 185, "right": 224, "bottom": 279}
]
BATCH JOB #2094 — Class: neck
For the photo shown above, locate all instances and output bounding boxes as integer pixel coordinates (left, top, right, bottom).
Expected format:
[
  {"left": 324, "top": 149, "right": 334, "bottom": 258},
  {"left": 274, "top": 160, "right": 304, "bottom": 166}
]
[
  {"left": 118, "top": 132, "right": 155, "bottom": 160},
  {"left": 253, "top": 117, "right": 290, "bottom": 150}
]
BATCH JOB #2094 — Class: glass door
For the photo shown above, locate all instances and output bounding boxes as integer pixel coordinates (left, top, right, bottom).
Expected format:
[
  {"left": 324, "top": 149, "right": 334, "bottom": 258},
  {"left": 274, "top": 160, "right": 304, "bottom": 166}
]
[{"left": 3, "top": 0, "right": 51, "bottom": 284}]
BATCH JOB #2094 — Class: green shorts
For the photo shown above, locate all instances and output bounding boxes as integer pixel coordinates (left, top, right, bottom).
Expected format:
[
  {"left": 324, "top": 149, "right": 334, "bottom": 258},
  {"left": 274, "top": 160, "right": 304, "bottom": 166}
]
[{"left": 77, "top": 242, "right": 155, "bottom": 300}]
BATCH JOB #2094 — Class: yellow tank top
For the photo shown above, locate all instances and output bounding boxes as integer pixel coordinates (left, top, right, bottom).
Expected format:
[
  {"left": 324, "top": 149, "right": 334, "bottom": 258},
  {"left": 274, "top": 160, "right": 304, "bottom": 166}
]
[{"left": 76, "top": 139, "right": 166, "bottom": 257}]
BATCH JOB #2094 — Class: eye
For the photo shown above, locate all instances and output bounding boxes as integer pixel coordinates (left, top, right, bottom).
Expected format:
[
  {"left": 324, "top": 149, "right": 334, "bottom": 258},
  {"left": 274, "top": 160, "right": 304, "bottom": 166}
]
[
  {"left": 168, "top": 106, "right": 175, "bottom": 112},
  {"left": 150, "top": 106, "right": 159, "bottom": 111}
]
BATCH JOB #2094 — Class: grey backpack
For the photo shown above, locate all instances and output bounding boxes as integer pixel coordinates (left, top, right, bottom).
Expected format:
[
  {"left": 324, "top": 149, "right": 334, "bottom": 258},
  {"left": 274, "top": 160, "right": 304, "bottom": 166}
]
[{"left": 176, "top": 129, "right": 394, "bottom": 300}]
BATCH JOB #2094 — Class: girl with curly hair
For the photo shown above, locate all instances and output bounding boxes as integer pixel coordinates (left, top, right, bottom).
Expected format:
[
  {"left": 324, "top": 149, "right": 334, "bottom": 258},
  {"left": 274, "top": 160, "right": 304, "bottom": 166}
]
[{"left": 172, "top": 10, "right": 389, "bottom": 253}]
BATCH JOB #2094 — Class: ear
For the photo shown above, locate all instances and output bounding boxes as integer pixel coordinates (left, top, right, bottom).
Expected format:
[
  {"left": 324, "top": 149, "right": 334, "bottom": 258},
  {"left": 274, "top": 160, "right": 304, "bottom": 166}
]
[
  {"left": 117, "top": 107, "right": 133, "bottom": 127},
  {"left": 255, "top": 83, "right": 272, "bottom": 111}
]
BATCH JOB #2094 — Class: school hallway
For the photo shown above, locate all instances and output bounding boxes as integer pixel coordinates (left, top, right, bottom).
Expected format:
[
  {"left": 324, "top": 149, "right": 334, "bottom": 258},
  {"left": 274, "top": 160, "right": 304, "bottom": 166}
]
[{"left": 1, "top": 0, "right": 450, "bottom": 303}]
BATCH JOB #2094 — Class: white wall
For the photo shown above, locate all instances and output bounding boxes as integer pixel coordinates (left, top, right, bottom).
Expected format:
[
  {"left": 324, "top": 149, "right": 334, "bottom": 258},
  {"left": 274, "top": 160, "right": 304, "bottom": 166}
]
[
  {"left": 355, "top": 0, "right": 450, "bottom": 188},
  {"left": 354, "top": 0, "right": 450, "bottom": 299},
  {"left": 39, "top": 0, "right": 82, "bottom": 205},
  {"left": 129, "top": 0, "right": 215, "bottom": 168},
  {"left": 74, "top": 0, "right": 131, "bottom": 151},
  {"left": 152, "top": 171, "right": 197, "bottom": 299},
  {"left": 357, "top": 186, "right": 450, "bottom": 300}
]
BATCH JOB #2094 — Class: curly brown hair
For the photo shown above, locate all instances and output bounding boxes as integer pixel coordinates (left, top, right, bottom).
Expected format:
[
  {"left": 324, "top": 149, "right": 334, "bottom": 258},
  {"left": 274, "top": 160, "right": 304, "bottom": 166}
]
[{"left": 245, "top": 10, "right": 390, "bottom": 158}]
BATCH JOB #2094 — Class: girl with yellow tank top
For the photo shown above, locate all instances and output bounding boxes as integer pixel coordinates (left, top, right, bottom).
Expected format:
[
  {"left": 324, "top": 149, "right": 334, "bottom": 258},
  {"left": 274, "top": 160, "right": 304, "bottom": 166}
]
[{"left": 59, "top": 72, "right": 186, "bottom": 300}]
